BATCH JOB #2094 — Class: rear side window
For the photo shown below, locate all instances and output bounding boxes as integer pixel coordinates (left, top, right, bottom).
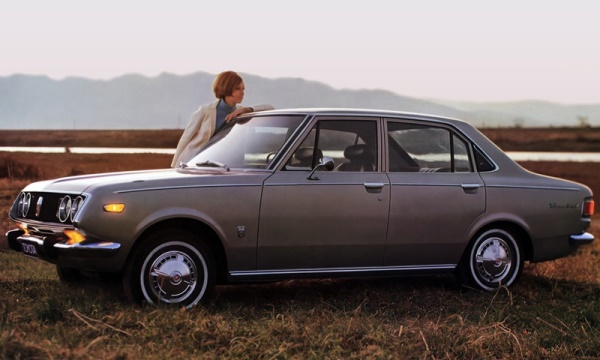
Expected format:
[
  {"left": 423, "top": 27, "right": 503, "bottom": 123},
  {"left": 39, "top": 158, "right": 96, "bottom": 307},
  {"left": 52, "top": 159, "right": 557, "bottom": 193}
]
[{"left": 387, "top": 122, "right": 473, "bottom": 173}]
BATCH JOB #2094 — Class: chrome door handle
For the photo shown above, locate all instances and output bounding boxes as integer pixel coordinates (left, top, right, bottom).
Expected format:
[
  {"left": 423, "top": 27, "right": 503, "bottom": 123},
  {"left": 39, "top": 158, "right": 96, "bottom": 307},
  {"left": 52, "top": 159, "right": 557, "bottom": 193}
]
[
  {"left": 461, "top": 183, "right": 481, "bottom": 190},
  {"left": 364, "top": 182, "right": 384, "bottom": 189},
  {"left": 364, "top": 182, "right": 384, "bottom": 193}
]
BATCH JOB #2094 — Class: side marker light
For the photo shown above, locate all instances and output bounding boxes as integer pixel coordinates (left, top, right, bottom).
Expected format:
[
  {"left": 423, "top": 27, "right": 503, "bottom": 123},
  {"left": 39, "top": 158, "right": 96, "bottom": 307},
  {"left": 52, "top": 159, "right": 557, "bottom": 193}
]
[{"left": 103, "top": 204, "right": 125, "bottom": 213}]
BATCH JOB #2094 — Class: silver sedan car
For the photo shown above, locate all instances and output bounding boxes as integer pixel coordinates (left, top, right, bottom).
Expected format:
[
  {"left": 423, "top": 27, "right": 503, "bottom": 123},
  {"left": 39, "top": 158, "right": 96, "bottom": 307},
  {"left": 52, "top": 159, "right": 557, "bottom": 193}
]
[{"left": 7, "top": 109, "right": 595, "bottom": 309}]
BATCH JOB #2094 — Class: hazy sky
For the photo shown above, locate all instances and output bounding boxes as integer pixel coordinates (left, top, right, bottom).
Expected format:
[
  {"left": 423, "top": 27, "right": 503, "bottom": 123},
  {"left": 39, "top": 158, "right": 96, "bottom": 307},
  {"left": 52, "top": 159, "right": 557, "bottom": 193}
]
[{"left": 2, "top": 0, "right": 599, "bottom": 103}]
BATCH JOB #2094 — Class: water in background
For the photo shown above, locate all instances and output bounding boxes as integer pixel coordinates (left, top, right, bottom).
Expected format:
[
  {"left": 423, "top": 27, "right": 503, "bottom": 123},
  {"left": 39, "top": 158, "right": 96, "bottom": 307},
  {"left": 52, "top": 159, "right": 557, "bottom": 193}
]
[{"left": 1, "top": 147, "right": 600, "bottom": 162}]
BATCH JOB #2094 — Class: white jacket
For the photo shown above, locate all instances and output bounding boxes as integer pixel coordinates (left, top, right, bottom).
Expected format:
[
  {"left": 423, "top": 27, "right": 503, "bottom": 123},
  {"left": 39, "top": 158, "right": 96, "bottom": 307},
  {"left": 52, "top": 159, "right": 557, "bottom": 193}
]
[{"left": 171, "top": 100, "right": 274, "bottom": 167}]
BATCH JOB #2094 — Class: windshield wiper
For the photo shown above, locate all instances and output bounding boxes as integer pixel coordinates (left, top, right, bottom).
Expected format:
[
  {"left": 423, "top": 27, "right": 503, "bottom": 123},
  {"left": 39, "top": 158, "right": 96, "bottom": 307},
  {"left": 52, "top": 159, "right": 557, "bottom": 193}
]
[{"left": 195, "top": 160, "right": 230, "bottom": 171}]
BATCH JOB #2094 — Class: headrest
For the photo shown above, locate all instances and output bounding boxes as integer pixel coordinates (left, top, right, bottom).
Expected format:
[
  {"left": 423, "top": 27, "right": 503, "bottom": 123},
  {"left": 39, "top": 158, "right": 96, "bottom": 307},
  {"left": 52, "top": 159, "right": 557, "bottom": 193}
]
[{"left": 344, "top": 144, "right": 371, "bottom": 159}]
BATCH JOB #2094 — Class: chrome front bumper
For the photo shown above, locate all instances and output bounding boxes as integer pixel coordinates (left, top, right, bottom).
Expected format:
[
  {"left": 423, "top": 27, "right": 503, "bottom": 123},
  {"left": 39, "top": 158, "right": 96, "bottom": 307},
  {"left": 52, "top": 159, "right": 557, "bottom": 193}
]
[{"left": 6, "top": 228, "right": 121, "bottom": 262}]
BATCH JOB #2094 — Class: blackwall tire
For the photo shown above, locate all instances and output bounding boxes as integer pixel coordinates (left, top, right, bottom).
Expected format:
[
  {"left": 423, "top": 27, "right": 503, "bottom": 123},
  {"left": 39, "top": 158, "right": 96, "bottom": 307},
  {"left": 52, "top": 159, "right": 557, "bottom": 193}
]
[
  {"left": 460, "top": 228, "right": 523, "bottom": 291},
  {"left": 123, "top": 230, "right": 215, "bottom": 309}
]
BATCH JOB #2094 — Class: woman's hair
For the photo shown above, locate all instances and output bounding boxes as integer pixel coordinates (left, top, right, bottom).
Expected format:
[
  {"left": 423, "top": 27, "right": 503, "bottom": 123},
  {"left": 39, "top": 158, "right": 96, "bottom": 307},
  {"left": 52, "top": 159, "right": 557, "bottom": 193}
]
[{"left": 213, "top": 71, "right": 243, "bottom": 99}]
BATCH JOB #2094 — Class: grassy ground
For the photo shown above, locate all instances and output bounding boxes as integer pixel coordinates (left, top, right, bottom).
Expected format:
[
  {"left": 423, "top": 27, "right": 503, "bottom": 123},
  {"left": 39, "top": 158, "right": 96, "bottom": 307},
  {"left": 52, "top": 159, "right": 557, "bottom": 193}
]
[
  {"left": 1, "top": 129, "right": 599, "bottom": 359},
  {"left": 0, "top": 246, "right": 599, "bottom": 359}
]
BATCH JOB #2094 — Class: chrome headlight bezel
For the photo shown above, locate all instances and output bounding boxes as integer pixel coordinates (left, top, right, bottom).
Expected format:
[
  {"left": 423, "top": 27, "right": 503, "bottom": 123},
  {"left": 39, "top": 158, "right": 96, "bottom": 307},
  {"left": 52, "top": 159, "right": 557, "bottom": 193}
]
[
  {"left": 70, "top": 196, "right": 84, "bottom": 222},
  {"left": 17, "top": 192, "right": 31, "bottom": 217},
  {"left": 57, "top": 196, "right": 72, "bottom": 223}
]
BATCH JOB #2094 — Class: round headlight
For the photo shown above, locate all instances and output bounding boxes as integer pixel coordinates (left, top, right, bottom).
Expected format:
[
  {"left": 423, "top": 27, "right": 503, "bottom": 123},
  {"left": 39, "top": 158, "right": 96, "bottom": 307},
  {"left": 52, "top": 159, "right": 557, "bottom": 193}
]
[
  {"left": 58, "top": 196, "right": 72, "bottom": 223},
  {"left": 17, "top": 193, "right": 31, "bottom": 217},
  {"left": 70, "top": 196, "right": 84, "bottom": 222},
  {"left": 17, "top": 193, "right": 25, "bottom": 216},
  {"left": 24, "top": 193, "right": 31, "bottom": 217}
]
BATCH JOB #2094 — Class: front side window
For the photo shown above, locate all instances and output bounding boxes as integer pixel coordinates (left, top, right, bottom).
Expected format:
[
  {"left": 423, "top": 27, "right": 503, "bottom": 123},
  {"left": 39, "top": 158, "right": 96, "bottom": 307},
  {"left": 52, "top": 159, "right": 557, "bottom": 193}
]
[
  {"left": 189, "top": 115, "right": 305, "bottom": 169},
  {"left": 286, "top": 119, "right": 378, "bottom": 172},
  {"left": 387, "top": 122, "right": 472, "bottom": 173}
]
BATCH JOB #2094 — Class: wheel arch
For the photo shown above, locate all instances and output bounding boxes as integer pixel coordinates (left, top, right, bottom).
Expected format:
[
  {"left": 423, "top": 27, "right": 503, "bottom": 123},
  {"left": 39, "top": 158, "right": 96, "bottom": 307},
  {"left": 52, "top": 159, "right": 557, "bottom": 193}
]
[
  {"left": 465, "top": 220, "right": 533, "bottom": 262},
  {"left": 127, "top": 218, "right": 229, "bottom": 284}
]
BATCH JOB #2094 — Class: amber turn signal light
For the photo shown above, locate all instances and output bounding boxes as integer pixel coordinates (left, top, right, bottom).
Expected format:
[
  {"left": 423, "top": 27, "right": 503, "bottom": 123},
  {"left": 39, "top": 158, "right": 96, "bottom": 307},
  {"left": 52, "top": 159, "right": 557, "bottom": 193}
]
[
  {"left": 103, "top": 204, "right": 125, "bottom": 213},
  {"left": 64, "top": 229, "right": 86, "bottom": 245}
]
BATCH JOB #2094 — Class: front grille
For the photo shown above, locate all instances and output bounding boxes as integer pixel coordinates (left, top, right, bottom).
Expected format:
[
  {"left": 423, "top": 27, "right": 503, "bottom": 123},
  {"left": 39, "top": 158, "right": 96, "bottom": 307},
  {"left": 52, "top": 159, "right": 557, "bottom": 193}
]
[{"left": 11, "top": 192, "right": 85, "bottom": 225}]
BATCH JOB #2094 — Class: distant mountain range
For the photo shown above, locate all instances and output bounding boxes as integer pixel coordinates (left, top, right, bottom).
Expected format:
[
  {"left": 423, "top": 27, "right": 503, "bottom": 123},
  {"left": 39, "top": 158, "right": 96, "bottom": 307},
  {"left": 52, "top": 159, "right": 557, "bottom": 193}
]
[{"left": 1, "top": 72, "right": 599, "bottom": 129}]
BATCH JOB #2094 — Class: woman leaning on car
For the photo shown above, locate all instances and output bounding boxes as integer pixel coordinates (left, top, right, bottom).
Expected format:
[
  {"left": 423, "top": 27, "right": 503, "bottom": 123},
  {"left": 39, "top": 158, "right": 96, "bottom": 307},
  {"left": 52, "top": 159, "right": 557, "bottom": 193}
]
[{"left": 171, "top": 71, "right": 274, "bottom": 167}]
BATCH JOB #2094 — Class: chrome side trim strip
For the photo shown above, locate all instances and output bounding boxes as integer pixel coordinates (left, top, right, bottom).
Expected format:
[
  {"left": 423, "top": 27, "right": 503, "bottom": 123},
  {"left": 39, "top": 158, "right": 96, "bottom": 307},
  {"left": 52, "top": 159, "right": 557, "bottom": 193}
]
[
  {"left": 230, "top": 264, "right": 455, "bottom": 277},
  {"left": 115, "top": 184, "right": 262, "bottom": 194},
  {"left": 391, "top": 183, "right": 463, "bottom": 188},
  {"left": 486, "top": 185, "right": 580, "bottom": 191},
  {"left": 266, "top": 182, "right": 389, "bottom": 187}
]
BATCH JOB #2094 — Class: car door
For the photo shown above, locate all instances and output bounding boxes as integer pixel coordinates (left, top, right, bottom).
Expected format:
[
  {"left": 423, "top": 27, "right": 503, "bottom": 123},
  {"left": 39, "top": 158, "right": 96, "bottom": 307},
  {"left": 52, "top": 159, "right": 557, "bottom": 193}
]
[
  {"left": 384, "top": 120, "right": 486, "bottom": 267},
  {"left": 257, "top": 117, "right": 390, "bottom": 271}
]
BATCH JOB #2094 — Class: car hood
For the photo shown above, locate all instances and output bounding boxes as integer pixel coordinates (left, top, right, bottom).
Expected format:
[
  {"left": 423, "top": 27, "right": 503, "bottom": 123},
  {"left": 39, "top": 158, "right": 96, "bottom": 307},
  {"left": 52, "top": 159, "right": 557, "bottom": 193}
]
[{"left": 22, "top": 167, "right": 265, "bottom": 194}]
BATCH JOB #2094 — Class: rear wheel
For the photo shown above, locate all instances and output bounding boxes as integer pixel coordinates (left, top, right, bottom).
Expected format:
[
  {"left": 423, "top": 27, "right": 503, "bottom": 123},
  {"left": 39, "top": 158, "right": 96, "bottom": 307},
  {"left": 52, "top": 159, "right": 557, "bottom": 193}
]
[
  {"left": 459, "top": 228, "right": 523, "bottom": 291},
  {"left": 123, "top": 229, "right": 215, "bottom": 309}
]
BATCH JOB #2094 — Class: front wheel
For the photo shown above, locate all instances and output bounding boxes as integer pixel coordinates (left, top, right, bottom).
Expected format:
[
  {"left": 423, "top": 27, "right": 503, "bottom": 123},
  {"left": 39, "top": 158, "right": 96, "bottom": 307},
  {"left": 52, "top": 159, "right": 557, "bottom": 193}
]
[
  {"left": 459, "top": 228, "right": 523, "bottom": 291},
  {"left": 57, "top": 266, "right": 82, "bottom": 283},
  {"left": 123, "top": 230, "right": 215, "bottom": 309}
]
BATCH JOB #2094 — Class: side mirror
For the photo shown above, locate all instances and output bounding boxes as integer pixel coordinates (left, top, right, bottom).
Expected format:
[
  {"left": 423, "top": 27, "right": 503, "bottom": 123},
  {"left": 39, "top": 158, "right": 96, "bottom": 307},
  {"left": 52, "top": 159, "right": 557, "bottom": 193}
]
[{"left": 307, "top": 157, "right": 335, "bottom": 180}]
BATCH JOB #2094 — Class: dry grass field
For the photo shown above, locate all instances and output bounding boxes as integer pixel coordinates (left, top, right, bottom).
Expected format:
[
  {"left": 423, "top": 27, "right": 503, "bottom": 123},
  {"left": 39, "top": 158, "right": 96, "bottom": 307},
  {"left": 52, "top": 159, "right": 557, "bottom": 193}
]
[
  {"left": 0, "top": 128, "right": 599, "bottom": 359},
  {"left": 2, "top": 126, "right": 600, "bottom": 152},
  {"left": 0, "top": 130, "right": 181, "bottom": 149},
  {"left": 482, "top": 127, "right": 600, "bottom": 152}
]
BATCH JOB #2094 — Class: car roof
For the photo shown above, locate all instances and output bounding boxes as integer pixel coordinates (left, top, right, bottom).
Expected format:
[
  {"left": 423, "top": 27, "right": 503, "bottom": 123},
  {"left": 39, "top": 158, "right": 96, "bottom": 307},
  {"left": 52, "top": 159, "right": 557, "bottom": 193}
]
[
  {"left": 255, "top": 107, "right": 467, "bottom": 124},
  {"left": 249, "top": 107, "right": 523, "bottom": 174}
]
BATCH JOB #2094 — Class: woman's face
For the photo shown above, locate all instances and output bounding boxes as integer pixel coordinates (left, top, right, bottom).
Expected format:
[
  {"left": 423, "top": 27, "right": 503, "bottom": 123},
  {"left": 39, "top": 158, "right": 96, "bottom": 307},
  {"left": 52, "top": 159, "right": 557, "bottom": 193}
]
[{"left": 225, "top": 81, "right": 245, "bottom": 105}]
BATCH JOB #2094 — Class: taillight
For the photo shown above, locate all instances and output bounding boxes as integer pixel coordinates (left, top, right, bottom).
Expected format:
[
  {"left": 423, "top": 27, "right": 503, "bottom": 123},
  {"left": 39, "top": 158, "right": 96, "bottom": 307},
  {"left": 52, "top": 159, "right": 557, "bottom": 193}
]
[{"left": 583, "top": 199, "right": 595, "bottom": 217}]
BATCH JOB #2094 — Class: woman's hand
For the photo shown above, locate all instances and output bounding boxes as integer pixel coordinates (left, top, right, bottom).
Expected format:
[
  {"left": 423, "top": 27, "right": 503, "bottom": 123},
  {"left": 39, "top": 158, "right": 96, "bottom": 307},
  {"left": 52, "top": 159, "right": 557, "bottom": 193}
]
[{"left": 225, "top": 107, "right": 253, "bottom": 122}]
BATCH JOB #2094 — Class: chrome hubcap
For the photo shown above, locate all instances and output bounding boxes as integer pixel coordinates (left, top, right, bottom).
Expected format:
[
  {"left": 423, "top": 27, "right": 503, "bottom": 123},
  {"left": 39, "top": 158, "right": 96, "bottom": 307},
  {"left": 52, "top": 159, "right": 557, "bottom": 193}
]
[
  {"left": 149, "top": 251, "right": 197, "bottom": 303},
  {"left": 475, "top": 237, "right": 512, "bottom": 283}
]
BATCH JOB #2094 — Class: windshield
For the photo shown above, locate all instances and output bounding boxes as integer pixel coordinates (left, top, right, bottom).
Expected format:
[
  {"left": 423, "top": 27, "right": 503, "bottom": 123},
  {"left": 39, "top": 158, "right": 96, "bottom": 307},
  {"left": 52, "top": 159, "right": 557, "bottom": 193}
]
[{"left": 188, "top": 115, "right": 306, "bottom": 169}]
